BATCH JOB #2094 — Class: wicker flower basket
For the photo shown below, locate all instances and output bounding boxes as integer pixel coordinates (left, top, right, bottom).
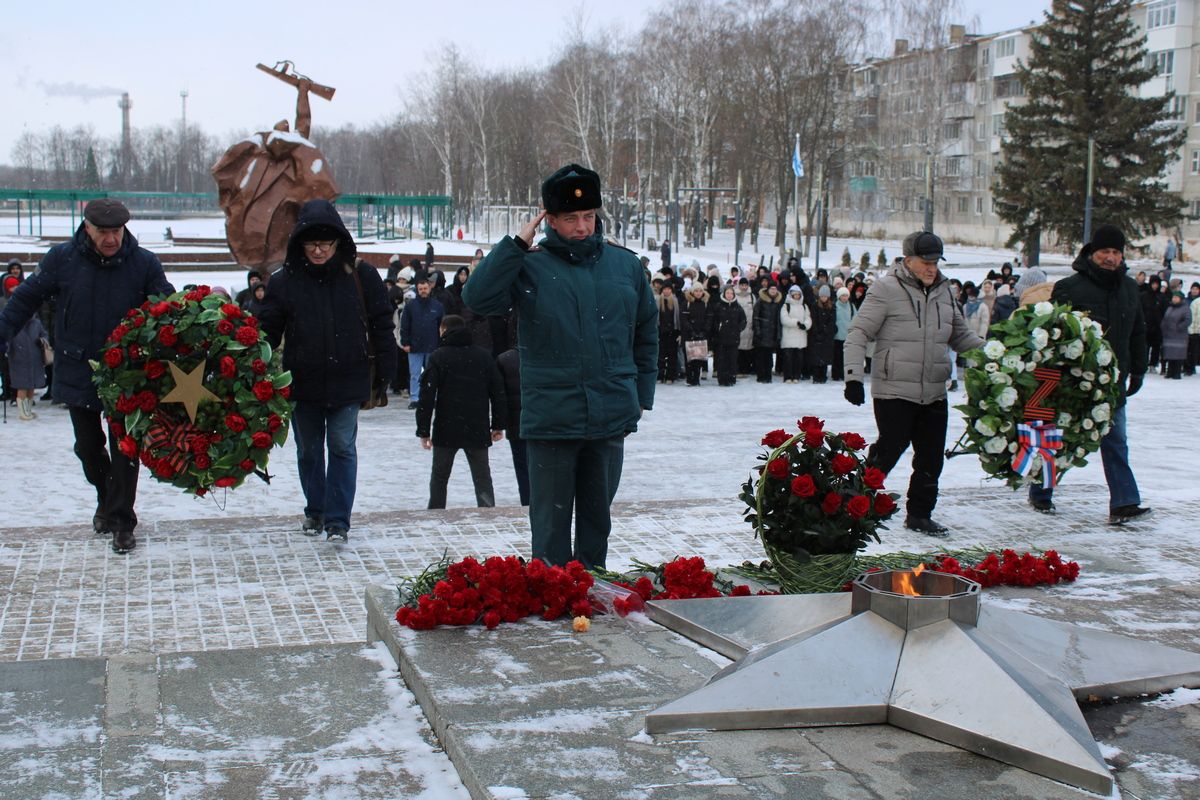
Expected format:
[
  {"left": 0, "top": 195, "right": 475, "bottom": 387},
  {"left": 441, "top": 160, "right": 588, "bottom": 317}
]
[{"left": 762, "top": 540, "right": 859, "bottom": 594}]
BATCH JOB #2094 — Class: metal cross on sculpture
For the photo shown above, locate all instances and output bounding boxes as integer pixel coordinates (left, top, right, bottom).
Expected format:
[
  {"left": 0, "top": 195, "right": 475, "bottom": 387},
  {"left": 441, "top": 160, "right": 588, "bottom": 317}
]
[{"left": 643, "top": 569, "right": 1200, "bottom": 795}]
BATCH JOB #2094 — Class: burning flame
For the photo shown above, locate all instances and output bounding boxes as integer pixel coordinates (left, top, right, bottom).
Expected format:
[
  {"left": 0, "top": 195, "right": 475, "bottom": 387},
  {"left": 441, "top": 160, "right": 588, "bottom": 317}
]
[{"left": 895, "top": 564, "right": 926, "bottom": 597}]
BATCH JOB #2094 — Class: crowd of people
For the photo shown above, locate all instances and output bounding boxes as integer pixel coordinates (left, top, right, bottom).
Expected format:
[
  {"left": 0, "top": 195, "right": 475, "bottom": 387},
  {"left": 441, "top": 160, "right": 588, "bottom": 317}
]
[{"left": 0, "top": 186, "right": 1171, "bottom": 555}]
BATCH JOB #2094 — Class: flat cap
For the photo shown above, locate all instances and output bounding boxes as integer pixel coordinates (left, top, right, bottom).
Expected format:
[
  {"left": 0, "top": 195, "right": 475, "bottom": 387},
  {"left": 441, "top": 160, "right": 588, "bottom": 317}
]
[
  {"left": 902, "top": 230, "right": 945, "bottom": 262},
  {"left": 84, "top": 198, "right": 130, "bottom": 228},
  {"left": 541, "top": 163, "right": 602, "bottom": 214}
]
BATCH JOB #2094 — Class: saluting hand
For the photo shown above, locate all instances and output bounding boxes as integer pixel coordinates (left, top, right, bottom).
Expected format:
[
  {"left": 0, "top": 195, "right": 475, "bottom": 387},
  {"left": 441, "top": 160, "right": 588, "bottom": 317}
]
[{"left": 517, "top": 211, "right": 547, "bottom": 247}]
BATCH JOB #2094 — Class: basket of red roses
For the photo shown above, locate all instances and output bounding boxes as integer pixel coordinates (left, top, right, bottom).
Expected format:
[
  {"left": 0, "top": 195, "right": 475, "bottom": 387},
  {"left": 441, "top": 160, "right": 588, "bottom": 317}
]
[{"left": 739, "top": 416, "right": 900, "bottom": 594}]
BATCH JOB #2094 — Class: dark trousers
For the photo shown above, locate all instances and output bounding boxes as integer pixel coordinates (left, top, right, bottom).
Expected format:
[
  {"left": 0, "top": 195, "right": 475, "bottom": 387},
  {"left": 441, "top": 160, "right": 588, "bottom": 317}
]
[
  {"left": 685, "top": 358, "right": 705, "bottom": 385},
  {"left": 509, "top": 435, "right": 530, "bottom": 506},
  {"left": 1166, "top": 359, "right": 1183, "bottom": 379},
  {"left": 658, "top": 333, "right": 679, "bottom": 381},
  {"left": 832, "top": 340, "right": 845, "bottom": 381},
  {"left": 866, "top": 397, "right": 948, "bottom": 520},
  {"left": 714, "top": 345, "right": 738, "bottom": 385},
  {"left": 780, "top": 348, "right": 803, "bottom": 381},
  {"left": 69, "top": 406, "right": 139, "bottom": 533},
  {"left": 1187, "top": 333, "right": 1200, "bottom": 375},
  {"left": 428, "top": 446, "right": 494, "bottom": 508},
  {"left": 1147, "top": 332, "right": 1162, "bottom": 368},
  {"left": 754, "top": 347, "right": 775, "bottom": 382},
  {"left": 526, "top": 437, "right": 624, "bottom": 570},
  {"left": 737, "top": 349, "right": 754, "bottom": 375}
]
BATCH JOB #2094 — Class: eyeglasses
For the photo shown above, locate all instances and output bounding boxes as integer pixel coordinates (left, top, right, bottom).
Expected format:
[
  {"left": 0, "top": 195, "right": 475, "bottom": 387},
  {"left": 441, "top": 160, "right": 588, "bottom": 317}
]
[{"left": 303, "top": 240, "right": 338, "bottom": 251}]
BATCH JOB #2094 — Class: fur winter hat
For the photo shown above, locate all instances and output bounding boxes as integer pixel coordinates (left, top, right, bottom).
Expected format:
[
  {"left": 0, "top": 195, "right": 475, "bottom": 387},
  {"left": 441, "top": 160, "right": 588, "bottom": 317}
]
[{"left": 837, "top": 287, "right": 850, "bottom": 300}]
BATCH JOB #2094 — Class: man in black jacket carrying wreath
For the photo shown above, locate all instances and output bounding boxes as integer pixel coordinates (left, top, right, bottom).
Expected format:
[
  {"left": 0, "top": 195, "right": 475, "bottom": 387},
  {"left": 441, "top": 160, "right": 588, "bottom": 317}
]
[
  {"left": 1027, "top": 224, "right": 1151, "bottom": 524},
  {"left": 259, "top": 199, "right": 397, "bottom": 542}
]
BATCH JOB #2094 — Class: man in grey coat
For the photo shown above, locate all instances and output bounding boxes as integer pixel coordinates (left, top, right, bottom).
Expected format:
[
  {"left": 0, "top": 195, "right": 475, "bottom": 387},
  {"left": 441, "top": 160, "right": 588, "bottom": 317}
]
[{"left": 842, "top": 231, "right": 984, "bottom": 536}]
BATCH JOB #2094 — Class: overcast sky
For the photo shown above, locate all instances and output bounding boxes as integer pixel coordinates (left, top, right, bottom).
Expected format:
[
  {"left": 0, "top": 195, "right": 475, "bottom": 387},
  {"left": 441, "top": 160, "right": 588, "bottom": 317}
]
[{"left": 3, "top": 0, "right": 1052, "bottom": 170}]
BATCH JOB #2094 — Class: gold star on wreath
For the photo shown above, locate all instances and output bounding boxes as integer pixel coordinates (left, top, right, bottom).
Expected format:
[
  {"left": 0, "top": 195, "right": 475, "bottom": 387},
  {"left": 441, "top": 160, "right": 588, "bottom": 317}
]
[{"left": 160, "top": 360, "right": 221, "bottom": 423}]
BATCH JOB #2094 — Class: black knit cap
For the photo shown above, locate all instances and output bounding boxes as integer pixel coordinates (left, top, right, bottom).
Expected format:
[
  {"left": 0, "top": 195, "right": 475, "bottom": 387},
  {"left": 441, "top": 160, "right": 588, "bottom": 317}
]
[
  {"left": 541, "top": 163, "right": 602, "bottom": 213},
  {"left": 1091, "top": 224, "right": 1125, "bottom": 252},
  {"left": 83, "top": 198, "right": 130, "bottom": 228}
]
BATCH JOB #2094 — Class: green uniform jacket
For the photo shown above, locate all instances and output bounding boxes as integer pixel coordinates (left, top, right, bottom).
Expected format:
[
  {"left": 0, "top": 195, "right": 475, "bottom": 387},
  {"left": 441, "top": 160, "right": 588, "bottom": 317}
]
[{"left": 462, "top": 229, "right": 658, "bottom": 440}]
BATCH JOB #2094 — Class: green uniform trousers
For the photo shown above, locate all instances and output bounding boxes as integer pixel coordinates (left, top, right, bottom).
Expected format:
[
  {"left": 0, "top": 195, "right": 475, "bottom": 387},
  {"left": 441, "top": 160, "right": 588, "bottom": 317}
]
[{"left": 526, "top": 436, "right": 625, "bottom": 570}]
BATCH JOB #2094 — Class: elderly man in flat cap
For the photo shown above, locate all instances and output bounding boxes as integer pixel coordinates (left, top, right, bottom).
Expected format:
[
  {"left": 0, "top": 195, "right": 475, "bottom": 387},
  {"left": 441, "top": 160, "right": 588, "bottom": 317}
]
[
  {"left": 0, "top": 198, "right": 174, "bottom": 554},
  {"left": 842, "top": 230, "right": 984, "bottom": 537},
  {"left": 463, "top": 164, "right": 658, "bottom": 570}
]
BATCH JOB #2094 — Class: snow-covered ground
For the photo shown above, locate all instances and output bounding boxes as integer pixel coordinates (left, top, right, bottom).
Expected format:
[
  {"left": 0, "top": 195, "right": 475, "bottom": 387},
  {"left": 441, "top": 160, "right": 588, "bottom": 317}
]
[{"left": 1, "top": 263, "right": 1194, "bottom": 534}]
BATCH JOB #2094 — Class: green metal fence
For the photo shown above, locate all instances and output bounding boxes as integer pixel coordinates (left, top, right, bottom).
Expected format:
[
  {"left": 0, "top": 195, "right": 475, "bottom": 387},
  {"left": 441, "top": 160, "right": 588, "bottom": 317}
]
[{"left": 0, "top": 189, "right": 453, "bottom": 239}]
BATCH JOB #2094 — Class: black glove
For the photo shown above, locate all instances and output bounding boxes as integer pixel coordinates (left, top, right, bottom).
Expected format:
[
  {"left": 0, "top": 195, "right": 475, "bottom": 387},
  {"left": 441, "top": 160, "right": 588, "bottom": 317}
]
[
  {"left": 844, "top": 380, "right": 865, "bottom": 406},
  {"left": 1126, "top": 373, "right": 1144, "bottom": 397},
  {"left": 797, "top": 322, "right": 807, "bottom": 330}
]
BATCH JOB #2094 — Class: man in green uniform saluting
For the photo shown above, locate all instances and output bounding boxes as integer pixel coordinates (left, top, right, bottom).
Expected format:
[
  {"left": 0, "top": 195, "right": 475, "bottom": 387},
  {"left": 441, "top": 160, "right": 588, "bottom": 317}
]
[{"left": 463, "top": 164, "right": 658, "bottom": 569}]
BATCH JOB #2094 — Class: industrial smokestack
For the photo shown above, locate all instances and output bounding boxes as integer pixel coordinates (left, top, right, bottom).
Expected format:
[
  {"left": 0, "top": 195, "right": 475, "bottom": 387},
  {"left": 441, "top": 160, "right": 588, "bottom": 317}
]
[{"left": 119, "top": 92, "right": 133, "bottom": 189}]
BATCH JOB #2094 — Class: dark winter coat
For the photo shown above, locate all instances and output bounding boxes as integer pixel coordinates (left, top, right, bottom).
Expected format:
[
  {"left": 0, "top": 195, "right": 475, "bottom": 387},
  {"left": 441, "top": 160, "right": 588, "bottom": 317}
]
[
  {"left": 496, "top": 348, "right": 522, "bottom": 436},
  {"left": 446, "top": 281, "right": 493, "bottom": 351},
  {"left": 752, "top": 289, "right": 783, "bottom": 348},
  {"left": 7, "top": 315, "right": 47, "bottom": 390},
  {"left": 681, "top": 293, "right": 712, "bottom": 341},
  {"left": 1140, "top": 284, "right": 1166, "bottom": 337},
  {"left": 990, "top": 293, "right": 1018, "bottom": 324},
  {"left": 400, "top": 294, "right": 446, "bottom": 353},
  {"left": 1161, "top": 301, "right": 1191, "bottom": 361},
  {"left": 258, "top": 200, "right": 398, "bottom": 407},
  {"left": 657, "top": 294, "right": 681, "bottom": 339},
  {"left": 462, "top": 226, "right": 658, "bottom": 440},
  {"left": 1051, "top": 247, "right": 1147, "bottom": 384},
  {"left": 807, "top": 302, "right": 838, "bottom": 369},
  {"left": 712, "top": 295, "right": 747, "bottom": 348},
  {"left": 0, "top": 224, "right": 174, "bottom": 410},
  {"left": 415, "top": 327, "right": 506, "bottom": 449}
]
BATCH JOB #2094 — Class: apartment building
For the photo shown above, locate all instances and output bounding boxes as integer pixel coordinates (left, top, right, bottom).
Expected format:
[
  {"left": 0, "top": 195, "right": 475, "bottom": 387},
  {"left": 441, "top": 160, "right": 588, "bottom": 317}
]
[{"left": 826, "top": 1, "right": 1198, "bottom": 253}]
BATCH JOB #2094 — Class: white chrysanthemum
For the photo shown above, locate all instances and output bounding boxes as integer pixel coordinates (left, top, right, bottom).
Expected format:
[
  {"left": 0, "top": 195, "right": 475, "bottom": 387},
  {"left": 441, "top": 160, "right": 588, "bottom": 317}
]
[
  {"left": 1056, "top": 456, "right": 1072, "bottom": 468},
  {"left": 1091, "top": 404, "right": 1110, "bottom": 422},
  {"left": 1093, "top": 389, "right": 1103, "bottom": 400},
  {"left": 997, "top": 386, "right": 1019, "bottom": 409},
  {"left": 1008, "top": 441, "right": 1019, "bottom": 453},
  {"left": 1063, "top": 340, "right": 1085, "bottom": 360},
  {"left": 1002, "top": 354, "right": 1023, "bottom": 371},
  {"left": 1075, "top": 447, "right": 1087, "bottom": 457},
  {"left": 979, "top": 400, "right": 988, "bottom": 409},
  {"left": 983, "top": 340, "right": 1007, "bottom": 359},
  {"left": 1070, "top": 367, "right": 1083, "bottom": 377},
  {"left": 1082, "top": 418, "right": 1095, "bottom": 430},
  {"left": 975, "top": 418, "right": 997, "bottom": 436},
  {"left": 1098, "top": 372, "right": 1111, "bottom": 384},
  {"left": 985, "top": 361, "right": 1000, "bottom": 373},
  {"left": 1098, "top": 422, "right": 1111, "bottom": 436},
  {"left": 1030, "top": 328, "right": 1049, "bottom": 349},
  {"left": 984, "top": 436, "right": 1008, "bottom": 454},
  {"left": 1073, "top": 310, "right": 1085, "bottom": 318},
  {"left": 1051, "top": 327, "right": 1062, "bottom": 340},
  {"left": 989, "top": 371, "right": 1012, "bottom": 385},
  {"left": 1090, "top": 431, "right": 1100, "bottom": 441},
  {"left": 1096, "top": 347, "right": 1113, "bottom": 367},
  {"left": 1026, "top": 360, "right": 1038, "bottom": 372},
  {"left": 1057, "top": 412, "right": 1072, "bottom": 426},
  {"left": 964, "top": 358, "right": 978, "bottom": 369},
  {"left": 1000, "top": 420, "right": 1014, "bottom": 432},
  {"left": 1080, "top": 381, "right": 1092, "bottom": 391},
  {"left": 1034, "top": 301, "right": 1054, "bottom": 316},
  {"left": 1083, "top": 370, "right": 1095, "bottom": 381}
]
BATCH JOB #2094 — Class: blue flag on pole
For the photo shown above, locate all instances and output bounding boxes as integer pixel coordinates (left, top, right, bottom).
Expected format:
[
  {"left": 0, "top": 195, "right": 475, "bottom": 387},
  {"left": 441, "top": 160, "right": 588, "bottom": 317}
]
[{"left": 792, "top": 142, "right": 804, "bottom": 178}]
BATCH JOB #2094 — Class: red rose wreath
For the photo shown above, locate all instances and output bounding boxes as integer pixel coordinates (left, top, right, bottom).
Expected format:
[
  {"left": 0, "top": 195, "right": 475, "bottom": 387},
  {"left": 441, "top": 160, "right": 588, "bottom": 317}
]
[{"left": 92, "top": 285, "right": 292, "bottom": 496}]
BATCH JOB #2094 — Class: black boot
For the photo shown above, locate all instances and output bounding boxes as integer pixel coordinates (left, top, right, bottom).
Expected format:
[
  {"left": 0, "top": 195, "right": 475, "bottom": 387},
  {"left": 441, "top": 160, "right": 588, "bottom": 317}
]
[{"left": 111, "top": 530, "right": 136, "bottom": 554}]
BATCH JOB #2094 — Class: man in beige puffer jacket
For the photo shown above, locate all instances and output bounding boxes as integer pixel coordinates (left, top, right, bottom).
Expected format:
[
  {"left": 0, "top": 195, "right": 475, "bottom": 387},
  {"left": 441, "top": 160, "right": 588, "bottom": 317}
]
[{"left": 843, "top": 231, "right": 984, "bottom": 536}]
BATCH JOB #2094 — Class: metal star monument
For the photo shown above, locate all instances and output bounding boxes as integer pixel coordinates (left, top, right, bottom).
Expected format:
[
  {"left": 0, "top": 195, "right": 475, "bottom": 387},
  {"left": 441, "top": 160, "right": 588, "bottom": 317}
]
[{"left": 642, "top": 569, "right": 1200, "bottom": 795}]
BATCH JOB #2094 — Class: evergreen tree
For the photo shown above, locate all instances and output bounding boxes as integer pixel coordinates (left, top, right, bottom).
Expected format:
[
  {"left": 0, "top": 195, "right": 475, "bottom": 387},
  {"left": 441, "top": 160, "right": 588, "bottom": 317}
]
[
  {"left": 993, "top": 0, "right": 1185, "bottom": 256},
  {"left": 82, "top": 147, "right": 101, "bottom": 190}
]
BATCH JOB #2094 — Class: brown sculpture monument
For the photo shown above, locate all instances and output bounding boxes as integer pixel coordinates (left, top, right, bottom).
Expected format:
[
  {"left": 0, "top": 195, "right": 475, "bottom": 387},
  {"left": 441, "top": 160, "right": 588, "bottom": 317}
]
[{"left": 212, "top": 62, "right": 340, "bottom": 270}]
